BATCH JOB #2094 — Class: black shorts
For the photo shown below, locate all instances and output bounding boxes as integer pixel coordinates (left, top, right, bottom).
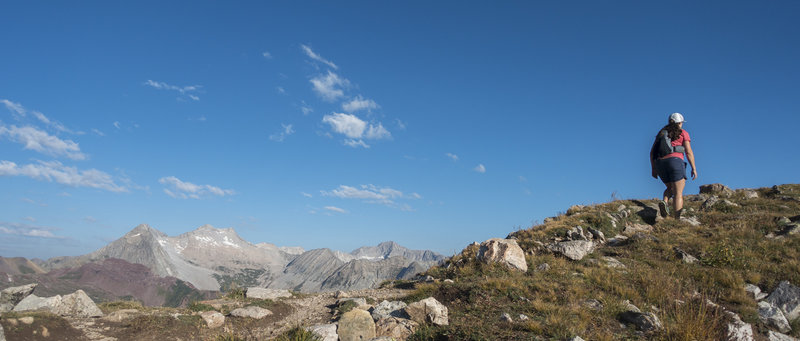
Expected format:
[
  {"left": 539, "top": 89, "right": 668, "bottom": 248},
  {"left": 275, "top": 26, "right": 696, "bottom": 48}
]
[{"left": 656, "top": 157, "right": 686, "bottom": 184}]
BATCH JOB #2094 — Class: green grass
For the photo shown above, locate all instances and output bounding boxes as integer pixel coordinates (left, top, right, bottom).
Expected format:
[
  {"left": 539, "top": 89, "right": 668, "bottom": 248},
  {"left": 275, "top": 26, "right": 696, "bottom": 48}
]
[{"left": 274, "top": 326, "right": 323, "bottom": 341}]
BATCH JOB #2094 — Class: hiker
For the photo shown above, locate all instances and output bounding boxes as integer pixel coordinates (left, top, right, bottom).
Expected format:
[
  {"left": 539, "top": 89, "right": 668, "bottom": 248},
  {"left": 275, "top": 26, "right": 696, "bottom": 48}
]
[{"left": 650, "top": 112, "right": 698, "bottom": 219}]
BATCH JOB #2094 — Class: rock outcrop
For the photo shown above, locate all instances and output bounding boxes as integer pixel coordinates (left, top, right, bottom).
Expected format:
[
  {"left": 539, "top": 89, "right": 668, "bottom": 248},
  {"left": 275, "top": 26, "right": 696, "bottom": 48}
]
[
  {"left": 766, "top": 281, "right": 800, "bottom": 322},
  {"left": 405, "top": 297, "right": 449, "bottom": 326},
  {"left": 0, "top": 283, "right": 36, "bottom": 312},
  {"left": 337, "top": 309, "right": 375, "bottom": 341},
  {"left": 476, "top": 238, "right": 528, "bottom": 271},
  {"left": 13, "top": 290, "right": 102, "bottom": 317}
]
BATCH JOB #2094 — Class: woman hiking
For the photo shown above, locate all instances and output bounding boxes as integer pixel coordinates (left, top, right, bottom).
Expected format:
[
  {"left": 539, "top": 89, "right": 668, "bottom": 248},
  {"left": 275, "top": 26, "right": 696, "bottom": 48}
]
[{"left": 650, "top": 112, "right": 698, "bottom": 219}]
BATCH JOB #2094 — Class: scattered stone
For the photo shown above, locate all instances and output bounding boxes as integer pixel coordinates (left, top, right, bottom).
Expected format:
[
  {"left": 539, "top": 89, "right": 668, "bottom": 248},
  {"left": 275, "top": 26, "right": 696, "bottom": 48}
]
[
  {"left": 405, "top": 297, "right": 449, "bottom": 326},
  {"left": 587, "top": 227, "right": 606, "bottom": 243},
  {"left": 619, "top": 310, "right": 662, "bottom": 332},
  {"left": 547, "top": 240, "right": 595, "bottom": 261},
  {"left": 338, "top": 309, "right": 376, "bottom": 341},
  {"left": 0, "top": 283, "right": 37, "bottom": 313},
  {"left": 767, "top": 330, "right": 800, "bottom": 341},
  {"left": 700, "top": 183, "right": 734, "bottom": 197},
  {"left": 306, "top": 324, "right": 338, "bottom": 341},
  {"left": 246, "top": 287, "right": 292, "bottom": 300},
  {"left": 782, "top": 223, "right": 800, "bottom": 236},
  {"left": 746, "top": 284, "right": 768, "bottom": 301},
  {"left": 766, "top": 281, "right": 800, "bottom": 321},
  {"left": 102, "top": 309, "right": 140, "bottom": 323},
  {"left": 608, "top": 235, "right": 629, "bottom": 246},
  {"left": 582, "top": 299, "right": 603, "bottom": 310},
  {"left": 338, "top": 297, "right": 368, "bottom": 307},
  {"left": 370, "top": 337, "right": 396, "bottom": 341},
  {"left": 623, "top": 223, "right": 653, "bottom": 236},
  {"left": 519, "top": 314, "right": 530, "bottom": 321},
  {"left": 680, "top": 216, "right": 702, "bottom": 226},
  {"left": 567, "top": 226, "right": 588, "bottom": 241},
  {"left": 334, "top": 291, "right": 348, "bottom": 299},
  {"left": 53, "top": 290, "right": 103, "bottom": 318},
  {"left": 443, "top": 279, "right": 454, "bottom": 283},
  {"left": 602, "top": 256, "right": 626, "bottom": 269},
  {"left": 566, "top": 205, "right": 585, "bottom": 216},
  {"left": 477, "top": 238, "right": 528, "bottom": 272},
  {"left": 725, "top": 311, "right": 754, "bottom": 341},
  {"left": 230, "top": 306, "right": 273, "bottom": 319},
  {"left": 758, "top": 301, "right": 792, "bottom": 333},
  {"left": 500, "top": 312, "right": 513, "bottom": 322},
  {"left": 371, "top": 300, "right": 408, "bottom": 320},
  {"left": 568, "top": 337, "right": 586, "bottom": 341},
  {"left": 630, "top": 232, "right": 659, "bottom": 243},
  {"left": 0, "top": 324, "right": 4, "bottom": 341},
  {"left": 41, "top": 326, "right": 49, "bottom": 338},
  {"left": 702, "top": 196, "right": 720, "bottom": 211},
  {"left": 721, "top": 199, "right": 740, "bottom": 207},
  {"left": 19, "top": 316, "right": 34, "bottom": 325},
  {"left": 535, "top": 263, "right": 550, "bottom": 272},
  {"left": 622, "top": 300, "right": 641, "bottom": 313},
  {"left": 375, "top": 317, "right": 418, "bottom": 340},
  {"left": 673, "top": 247, "right": 698, "bottom": 264},
  {"left": 200, "top": 311, "right": 225, "bottom": 328},
  {"left": 742, "top": 190, "right": 759, "bottom": 199}
]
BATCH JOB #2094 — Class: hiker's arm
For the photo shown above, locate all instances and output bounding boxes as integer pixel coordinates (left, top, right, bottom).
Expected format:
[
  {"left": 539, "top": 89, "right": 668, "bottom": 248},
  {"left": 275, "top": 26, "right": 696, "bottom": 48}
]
[
  {"left": 684, "top": 141, "right": 697, "bottom": 180},
  {"left": 650, "top": 139, "right": 658, "bottom": 178}
]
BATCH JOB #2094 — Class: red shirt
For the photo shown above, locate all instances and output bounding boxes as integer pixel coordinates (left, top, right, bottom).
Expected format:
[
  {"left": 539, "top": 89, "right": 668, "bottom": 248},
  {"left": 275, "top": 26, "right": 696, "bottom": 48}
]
[{"left": 662, "top": 129, "right": 690, "bottom": 160}]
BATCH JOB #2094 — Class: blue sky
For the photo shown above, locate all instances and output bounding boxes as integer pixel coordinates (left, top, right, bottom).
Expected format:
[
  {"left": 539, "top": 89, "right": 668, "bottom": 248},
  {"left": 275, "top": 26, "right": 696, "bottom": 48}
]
[{"left": 1, "top": 1, "right": 798, "bottom": 259}]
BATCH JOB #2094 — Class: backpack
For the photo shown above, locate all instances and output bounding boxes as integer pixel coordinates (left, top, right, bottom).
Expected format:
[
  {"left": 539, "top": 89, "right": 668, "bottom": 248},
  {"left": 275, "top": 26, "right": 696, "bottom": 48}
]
[{"left": 654, "top": 129, "right": 685, "bottom": 158}]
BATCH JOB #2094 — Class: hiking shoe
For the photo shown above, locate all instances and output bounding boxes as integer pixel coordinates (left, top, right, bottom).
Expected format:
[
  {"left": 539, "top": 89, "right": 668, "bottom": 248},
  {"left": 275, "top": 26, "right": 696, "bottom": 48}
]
[
  {"left": 674, "top": 209, "right": 683, "bottom": 220},
  {"left": 658, "top": 200, "right": 669, "bottom": 218}
]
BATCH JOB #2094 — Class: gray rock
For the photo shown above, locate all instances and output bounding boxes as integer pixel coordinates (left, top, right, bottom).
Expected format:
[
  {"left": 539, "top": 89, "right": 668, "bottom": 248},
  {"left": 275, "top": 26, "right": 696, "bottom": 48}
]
[
  {"left": 623, "top": 223, "right": 653, "bottom": 236},
  {"left": 53, "top": 290, "right": 103, "bottom": 318},
  {"left": 674, "top": 247, "right": 698, "bottom": 264},
  {"left": 306, "top": 324, "right": 338, "bottom": 341},
  {"left": 567, "top": 226, "right": 588, "bottom": 241},
  {"left": 759, "top": 301, "right": 792, "bottom": 333},
  {"left": 477, "top": 238, "right": 528, "bottom": 272},
  {"left": 519, "top": 314, "right": 530, "bottom": 321},
  {"left": 338, "top": 297, "right": 368, "bottom": 307},
  {"left": 19, "top": 316, "right": 34, "bottom": 324},
  {"left": 767, "top": 281, "right": 800, "bottom": 321},
  {"left": 200, "top": 311, "right": 225, "bottom": 328},
  {"left": 587, "top": 227, "right": 606, "bottom": 243},
  {"left": 371, "top": 300, "right": 408, "bottom": 320},
  {"left": 783, "top": 223, "right": 800, "bottom": 236},
  {"left": 547, "top": 240, "right": 595, "bottom": 261},
  {"left": 230, "top": 306, "right": 273, "bottom": 319},
  {"left": 620, "top": 310, "right": 662, "bottom": 332},
  {"left": 568, "top": 337, "right": 586, "bottom": 341},
  {"left": 375, "top": 317, "right": 418, "bottom": 340},
  {"left": 566, "top": 205, "right": 585, "bottom": 216},
  {"left": 582, "top": 299, "right": 604, "bottom": 310},
  {"left": 767, "top": 331, "right": 800, "bottom": 341},
  {"left": 405, "top": 297, "right": 449, "bottom": 326},
  {"left": 0, "top": 324, "right": 3, "bottom": 341},
  {"left": 0, "top": 283, "right": 37, "bottom": 313},
  {"left": 608, "top": 235, "right": 629, "bottom": 246},
  {"left": 742, "top": 190, "right": 759, "bottom": 199},
  {"left": 13, "top": 294, "right": 61, "bottom": 313},
  {"left": 536, "top": 263, "right": 550, "bottom": 272},
  {"left": 500, "top": 312, "right": 513, "bottom": 322},
  {"left": 746, "top": 284, "right": 768, "bottom": 301},
  {"left": 369, "top": 337, "right": 395, "bottom": 341},
  {"left": 338, "top": 309, "right": 376, "bottom": 341},
  {"left": 680, "top": 216, "right": 702, "bottom": 226},
  {"left": 702, "top": 196, "right": 720, "bottom": 210},
  {"left": 725, "top": 312, "right": 753, "bottom": 341},
  {"left": 700, "top": 183, "right": 734, "bottom": 197},
  {"left": 602, "top": 256, "right": 626, "bottom": 269},
  {"left": 245, "top": 287, "right": 292, "bottom": 300}
]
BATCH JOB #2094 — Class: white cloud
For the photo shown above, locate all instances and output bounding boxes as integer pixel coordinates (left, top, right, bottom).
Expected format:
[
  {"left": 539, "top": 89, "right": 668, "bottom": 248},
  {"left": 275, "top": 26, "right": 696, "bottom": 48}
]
[
  {"left": 474, "top": 164, "right": 486, "bottom": 173},
  {"left": 1, "top": 99, "right": 75, "bottom": 134},
  {"left": 395, "top": 119, "right": 407, "bottom": 130},
  {"left": 262, "top": 51, "right": 272, "bottom": 59},
  {"left": 159, "top": 176, "right": 235, "bottom": 199},
  {"left": 324, "top": 206, "right": 347, "bottom": 214},
  {"left": 113, "top": 121, "right": 121, "bottom": 129},
  {"left": 269, "top": 123, "right": 295, "bottom": 142},
  {"left": 446, "top": 153, "right": 459, "bottom": 161},
  {"left": 300, "top": 44, "right": 338, "bottom": 69},
  {"left": 1, "top": 99, "right": 26, "bottom": 118},
  {"left": 31, "top": 110, "right": 73, "bottom": 133},
  {"left": 342, "top": 96, "right": 379, "bottom": 112},
  {"left": 321, "top": 184, "right": 419, "bottom": 209},
  {"left": 0, "top": 222, "right": 63, "bottom": 239},
  {"left": 322, "top": 113, "right": 391, "bottom": 147},
  {"left": 301, "top": 192, "right": 313, "bottom": 198},
  {"left": 23, "top": 216, "right": 36, "bottom": 222},
  {"left": 144, "top": 80, "right": 202, "bottom": 100},
  {"left": 310, "top": 71, "right": 349, "bottom": 101},
  {"left": 91, "top": 128, "right": 105, "bottom": 136},
  {"left": 0, "top": 124, "right": 87, "bottom": 160},
  {"left": 300, "top": 102, "right": 314, "bottom": 116},
  {"left": 0, "top": 160, "right": 127, "bottom": 192}
]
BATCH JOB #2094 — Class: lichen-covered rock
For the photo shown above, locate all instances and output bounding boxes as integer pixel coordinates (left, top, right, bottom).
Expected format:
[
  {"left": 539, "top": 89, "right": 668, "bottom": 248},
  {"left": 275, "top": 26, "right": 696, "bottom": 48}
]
[
  {"left": 230, "top": 306, "right": 272, "bottom": 319},
  {"left": 700, "top": 183, "right": 734, "bottom": 197},
  {"left": 246, "top": 287, "right": 292, "bottom": 300},
  {"left": 371, "top": 300, "right": 408, "bottom": 320},
  {"left": 767, "top": 281, "right": 800, "bottom": 321},
  {"left": 12, "top": 294, "right": 59, "bottom": 313},
  {"left": 306, "top": 324, "right": 338, "bottom": 341},
  {"left": 767, "top": 330, "right": 799, "bottom": 341},
  {"left": 0, "top": 283, "right": 37, "bottom": 313},
  {"left": 53, "top": 290, "right": 103, "bottom": 318},
  {"left": 547, "top": 240, "right": 595, "bottom": 261},
  {"left": 674, "top": 247, "right": 698, "bottom": 264},
  {"left": 620, "top": 309, "right": 662, "bottom": 332},
  {"left": 746, "top": 284, "right": 768, "bottom": 301},
  {"left": 200, "top": 311, "right": 225, "bottom": 328},
  {"left": 725, "top": 312, "right": 754, "bottom": 341},
  {"left": 476, "top": 238, "right": 528, "bottom": 272},
  {"left": 759, "top": 301, "right": 791, "bottom": 333},
  {"left": 375, "top": 316, "right": 418, "bottom": 340},
  {"left": 338, "top": 309, "right": 376, "bottom": 341},
  {"left": 405, "top": 297, "right": 449, "bottom": 326}
]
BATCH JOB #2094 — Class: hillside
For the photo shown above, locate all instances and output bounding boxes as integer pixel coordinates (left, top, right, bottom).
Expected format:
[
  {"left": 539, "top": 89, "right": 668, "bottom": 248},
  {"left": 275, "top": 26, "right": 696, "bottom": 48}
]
[{"left": 404, "top": 183, "right": 800, "bottom": 340}]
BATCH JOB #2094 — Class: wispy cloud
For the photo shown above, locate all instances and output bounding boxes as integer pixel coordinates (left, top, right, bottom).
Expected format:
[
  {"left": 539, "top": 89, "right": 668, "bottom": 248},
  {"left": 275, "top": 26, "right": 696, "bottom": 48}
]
[
  {"left": 342, "top": 96, "right": 379, "bottom": 112},
  {"left": 159, "top": 176, "right": 235, "bottom": 199},
  {"left": 113, "top": 121, "right": 121, "bottom": 129},
  {"left": 300, "top": 44, "right": 338, "bottom": 69},
  {"left": 262, "top": 51, "right": 272, "bottom": 59},
  {"left": 322, "top": 113, "right": 391, "bottom": 148},
  {"left": 474, "top": 164, "right": 486, "bottom": 173},
  {"left": 276, "top": 86, "right": 287, "bottom": 95},
  {"left": 0, "top": 160, "right": 127, "bottom": 192},
  {"left": 299, "top": 101, "right": 314, "bottom": 116},
  {"left": 144, "top": 80, "right": 202, "bottom": 101},
  {"left": 321, "top": 184, "right": 419, "bottom": 209},
  {"left": 395, "top": 119, "right": 407, "bottom": 131},
  {"left": 446, "top": 153, "right": 459, "bottom": 161},
  {"left": 21, "top": 198, "right": 46, "bottom": 207},
  {"left": 310, "top": 71, "right": 349, "bottom": 101},
  {"left": 519, "top": 176, "right": 528, "bottom": 182},
  {"left": 1, "top": 99, "right": 76, "bottom": 134},
  {"left": 0, "top": 221, "right": 64, "bottom": 239},
  {"left": 0, "top": 124, "right": 87, "bottom": 160},
  {"left": 269, "top": 124, "right": 295, "bottom": 142},
  {"left": 301, "top": 192, "right": 313, "bottom": 198},
  {"left": 91, "top": 128, "right": 105, "bottom": 136},
  {"left": 324, "top": 206, "right": 347, "bottom": 214},
  {"left": 23, "top": 216, "right": 36, "bottom": 222},
  {"left": 1, "top": 99, "right": 26, "bottom": 118}
]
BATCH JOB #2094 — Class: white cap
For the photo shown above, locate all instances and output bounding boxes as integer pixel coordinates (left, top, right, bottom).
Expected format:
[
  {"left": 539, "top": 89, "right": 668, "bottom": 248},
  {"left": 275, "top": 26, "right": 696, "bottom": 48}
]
[{"left": 669, "top": 112, "right": 685, "bottom": 123}]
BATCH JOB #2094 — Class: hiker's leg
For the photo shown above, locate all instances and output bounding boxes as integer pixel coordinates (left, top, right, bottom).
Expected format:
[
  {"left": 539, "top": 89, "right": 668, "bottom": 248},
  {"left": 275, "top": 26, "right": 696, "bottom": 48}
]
[
  {"left": 673, "top": 179, "right": 686, "bottom": 214},
  {"left": 662, "top": 186, "right": 672, "bottom": 202}
]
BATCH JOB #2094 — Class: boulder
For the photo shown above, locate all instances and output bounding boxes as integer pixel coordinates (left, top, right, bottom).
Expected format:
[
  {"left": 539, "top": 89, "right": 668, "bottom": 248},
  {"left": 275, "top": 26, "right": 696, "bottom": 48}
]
[
  {"left": 567, "top": 226, "right": 588, "bottom": 241},
  {"left": 725, "top": 312, "right": 754, "bottom": 341},
  {"left": 305, "top": 324, "right": 338, "bottom": 341},
  {"left": 674, "top": 247, "right": 698, "bottom": 264},
  {"left": 338, "top": 297, "right": 368, "bottom": 307},
  {"left": 52, "top": 290, "right": 103, "bottom": 318},
  {"left": 700, "top": 183, "right": 734, "bottom": 197},
  {"left": 759, "top": 301, "right": 792, "bottom": 333},
  {"left": 199, "top": 311, "right": 225, "bottom": 328},
  {"left": 767, "top": 281, "right": 800, "bottom": 321},
  {"left": 477, "top": 238, "right": 528, "bottom": 272},
  {"left": 680, "top": 216, "right": 702, "bottom": 226},
  {"left": 246, "top": 287, "right": 292, "bottom": 300},
  {"left": 405, "top": 297, "right": 449, "bottom": 326},
  {"left": 746, "top": 284, "right": 768, "bottom": 301},
  {"left": 619, "top": 310, "right": 662, "bottom": 332},
  {"left": 500, "top": 312, "right": 513, "bottom": 322},
  {"left": 767, "top": 331, "right": 800, "bottom": 341},
  {"left": 371, "top": 300, "right": 408, "bottom": 320},
  {"left": 0, "top": 283, "right": 37, "bottom": 313},
  {"left": 607, "top": 235, "right": 629, "bottom": 246},
  {"left": 587, "top": 227, "right": 606, "bottom": 243},
  {"left": 230, "top": 306, "right": 273, "bottom": 319},
  {"left": 741, "top": 190, "right": 759, "bottom": 199},
  {"left": 547, "top": 240, "right": 595, "bottom": 261},
  {"left": 375, "top": 316, "right": 418, "bottom": 340},
  {"left": 702, "top": 196, "right": 720, "bottom": 210},
  {"left": 13, "top": 294, "right": 62, "bottom": 313},
  {"left": 623, "top": 224, "right": 653, "bottom": 236},
  {"left": 338, "top": 309, "right": 376, "bottom": 341}
]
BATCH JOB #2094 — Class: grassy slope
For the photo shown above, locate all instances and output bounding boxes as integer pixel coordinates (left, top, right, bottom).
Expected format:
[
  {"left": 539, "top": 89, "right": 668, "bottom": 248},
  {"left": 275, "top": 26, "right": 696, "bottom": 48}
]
[{"left": 406, "top": 184, "right": 800, "bottom": 340}]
